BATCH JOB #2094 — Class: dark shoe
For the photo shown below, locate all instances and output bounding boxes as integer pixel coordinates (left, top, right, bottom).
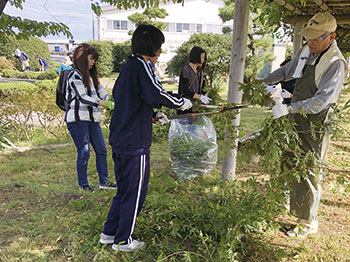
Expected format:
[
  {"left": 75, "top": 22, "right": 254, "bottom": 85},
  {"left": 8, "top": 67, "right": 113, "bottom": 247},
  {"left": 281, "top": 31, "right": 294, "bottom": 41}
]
[
  {"left": 99, "top": 181, "right": 117, "bottom": 190},
  {"left": 79, "top": 185, "right": 95, "bottom": 193}
]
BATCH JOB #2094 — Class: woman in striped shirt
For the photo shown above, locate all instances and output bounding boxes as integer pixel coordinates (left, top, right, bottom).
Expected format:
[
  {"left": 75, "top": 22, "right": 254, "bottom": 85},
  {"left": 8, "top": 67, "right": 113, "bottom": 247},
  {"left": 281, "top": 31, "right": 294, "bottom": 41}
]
[{"left": 65, "top": 43, "right": 116, "bottom": 193}]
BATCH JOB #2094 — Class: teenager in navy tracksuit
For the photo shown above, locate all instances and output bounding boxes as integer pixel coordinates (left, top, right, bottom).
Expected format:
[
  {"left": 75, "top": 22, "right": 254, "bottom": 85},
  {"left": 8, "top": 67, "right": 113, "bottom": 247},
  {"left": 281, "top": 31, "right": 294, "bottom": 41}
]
[
  {"left": 99, "top": 24, "right": 192, "bottom": 252},
  {"left": 35, "top": 55, "right": 49, "bottom": 71}
]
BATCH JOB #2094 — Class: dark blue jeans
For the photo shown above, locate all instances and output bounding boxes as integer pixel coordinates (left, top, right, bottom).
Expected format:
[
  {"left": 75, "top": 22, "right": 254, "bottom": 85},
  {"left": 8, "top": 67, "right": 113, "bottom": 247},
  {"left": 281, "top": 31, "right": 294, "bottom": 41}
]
[{"left": 67, "top": 121, "right": 109, "bottom": 187}]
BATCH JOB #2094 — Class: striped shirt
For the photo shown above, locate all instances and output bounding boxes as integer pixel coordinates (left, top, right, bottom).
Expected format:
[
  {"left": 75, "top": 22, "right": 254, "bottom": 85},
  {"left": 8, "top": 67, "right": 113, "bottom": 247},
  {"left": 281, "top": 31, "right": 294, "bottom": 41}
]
[{"left": 64, "top": 69, "right": 110, "bottom": 123}]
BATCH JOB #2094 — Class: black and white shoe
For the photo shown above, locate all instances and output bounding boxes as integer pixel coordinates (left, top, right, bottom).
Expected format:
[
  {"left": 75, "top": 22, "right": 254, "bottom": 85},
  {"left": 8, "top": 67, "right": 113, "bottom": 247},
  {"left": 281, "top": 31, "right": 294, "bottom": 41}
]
[
  {"left": 99, "top": 181, "right": 117, "bottom": 190},
  {"left": 79, "top": 185, "right": 95, "bottom": 193}
]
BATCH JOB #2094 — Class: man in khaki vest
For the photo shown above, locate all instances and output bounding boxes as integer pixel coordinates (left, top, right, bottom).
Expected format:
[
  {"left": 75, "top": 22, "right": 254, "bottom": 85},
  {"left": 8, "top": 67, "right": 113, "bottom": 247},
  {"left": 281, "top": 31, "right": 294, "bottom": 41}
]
[{"left": 264, "top": 12, "right": 348, "bottom": 237}]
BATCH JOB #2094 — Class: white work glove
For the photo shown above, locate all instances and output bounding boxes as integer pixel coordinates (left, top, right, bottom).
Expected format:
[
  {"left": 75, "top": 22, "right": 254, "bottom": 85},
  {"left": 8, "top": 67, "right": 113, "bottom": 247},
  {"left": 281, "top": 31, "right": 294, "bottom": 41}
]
[
  {"left": 155, "top": 112, "right": 169, "bottom": 126},
  {"left": 272, "top": 103, "right": 289, "bottom": 119},
  {"left": 156, "top": 112, "right": 169, "bottom": 126},
  {"left": 281, "top": 89, "right": 292, "bottom": 99},
  {"left": 270, "top": 83, "right": 284, "bottom": 104},
  {"left": 199, "top": 94, "right": 212, "bottom": 105},
  {"left": 179, "top": 98, "right": 192, "bottom": 111},
  {"left": 266, "top": 85, "right": 276, "bottom": 95}
]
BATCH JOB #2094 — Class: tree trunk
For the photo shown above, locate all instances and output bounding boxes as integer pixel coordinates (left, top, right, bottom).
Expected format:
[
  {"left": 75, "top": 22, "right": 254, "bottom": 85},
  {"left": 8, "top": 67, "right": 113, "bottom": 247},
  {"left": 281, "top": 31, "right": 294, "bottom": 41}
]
[
  {"left": 0, "top": 0, "right": 8, "bottom": 16},
  {"left": 221, "top": 0, "right": 250, "bottom": 181}
]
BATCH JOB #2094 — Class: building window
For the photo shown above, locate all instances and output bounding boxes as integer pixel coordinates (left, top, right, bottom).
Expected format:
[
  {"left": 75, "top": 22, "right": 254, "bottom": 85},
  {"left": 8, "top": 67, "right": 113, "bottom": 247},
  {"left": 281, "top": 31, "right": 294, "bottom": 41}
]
[
  {"left": 207, "top": 24, "right": 222, "bottom": 33},
  {"left": 176, "top": 23, "right": 190, "bottom": 32},
  {"left": 196, "top": 24, "right": 202, "bottom": 32},
  {"left": 183, "top": 23, "right": 189, "bottom": 31},
  {"left": 113, "top": 20, "right": 128, "bottom": 30},
  {"left": 176, "top": 23, "right": 182, "bottom": 32}
]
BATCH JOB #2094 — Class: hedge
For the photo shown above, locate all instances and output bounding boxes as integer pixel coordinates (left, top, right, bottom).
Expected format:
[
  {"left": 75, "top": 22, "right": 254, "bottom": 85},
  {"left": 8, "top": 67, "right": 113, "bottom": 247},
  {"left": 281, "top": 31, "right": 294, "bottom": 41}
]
[
  {"left": 87, "top": 40, "right": 131, "bottom": 76},
  {"left": 0, "top": 81, "right": 36, "bottom": 97},
  {"left": 87, "top": 40, "right": 115, "bottom": 77},
  {"left": 1, "top": 69, "right": 57, "bottom": 80}
]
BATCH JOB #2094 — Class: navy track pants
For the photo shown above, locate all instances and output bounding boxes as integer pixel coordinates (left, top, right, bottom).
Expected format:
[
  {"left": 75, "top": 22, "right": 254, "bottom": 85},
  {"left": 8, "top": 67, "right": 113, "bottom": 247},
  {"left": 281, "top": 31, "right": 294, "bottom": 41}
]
[{"left": 103, "top": 152, "right": 150, "bottom": 244}]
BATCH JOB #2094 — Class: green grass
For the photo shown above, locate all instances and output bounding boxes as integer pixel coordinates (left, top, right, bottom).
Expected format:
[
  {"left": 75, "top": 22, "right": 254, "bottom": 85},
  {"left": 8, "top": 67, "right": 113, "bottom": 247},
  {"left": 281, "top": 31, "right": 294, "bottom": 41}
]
[{"left": 1, "top": 85, "right": 350, "bottom": 261}]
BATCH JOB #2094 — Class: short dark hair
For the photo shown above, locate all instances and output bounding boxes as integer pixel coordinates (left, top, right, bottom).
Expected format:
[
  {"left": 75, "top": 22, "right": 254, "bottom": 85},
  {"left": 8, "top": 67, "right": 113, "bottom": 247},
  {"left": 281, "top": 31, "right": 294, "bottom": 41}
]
[
  {"left": 188, "top": 46, "right": 207, "bottom": 70},
  {"left": 132, "top": 24, "right": 165, "bottom": 57}
]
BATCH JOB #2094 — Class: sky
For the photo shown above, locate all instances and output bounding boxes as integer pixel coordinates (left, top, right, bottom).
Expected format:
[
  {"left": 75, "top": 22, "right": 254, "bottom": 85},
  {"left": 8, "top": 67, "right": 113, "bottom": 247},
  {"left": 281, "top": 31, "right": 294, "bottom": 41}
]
[{"left": 4, "top": 0, "right": 101, "bottom": 41}]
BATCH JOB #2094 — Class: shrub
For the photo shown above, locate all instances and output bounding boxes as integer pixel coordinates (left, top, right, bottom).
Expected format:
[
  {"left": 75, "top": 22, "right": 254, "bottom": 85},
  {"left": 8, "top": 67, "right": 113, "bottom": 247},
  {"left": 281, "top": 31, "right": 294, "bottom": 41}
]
[
  {"left": 1, "top": 69, "right": 57, "bottom": 80},
  {"left": 166, "top": 33, "right": 232, "bottom": 90},
  {"left": 0, "top": 81, "right": 36, "bottom": 97},
  {"left": 0, "top": 36, "right": 50, "bottom": 71},
  {"left": 34, "top": 79, "right": 57, "bottom": 91},
  {"left": 0, "top": 81, "right": 64, "bottom": 140},
  {"left": 87, "top": 40, "right": 114, "bottom": 77},
  {"left": 0, "top": 124, "right": 14, "bottom": 149},
  {"left": 0, "top": 56, "right": 15, "bottom": 71},
  {"left": 113, "top": 41, "right": 131, "bottom": 72},
  {"left": 37, "top": 69, "right": 57, "bottom": 80}
]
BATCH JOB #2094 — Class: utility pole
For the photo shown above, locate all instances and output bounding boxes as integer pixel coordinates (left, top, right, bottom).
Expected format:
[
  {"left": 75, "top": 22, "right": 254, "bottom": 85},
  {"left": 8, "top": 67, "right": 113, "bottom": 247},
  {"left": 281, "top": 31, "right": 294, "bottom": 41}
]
[{"left": 91, "top": 0, "right": 95, "bottom": 40}]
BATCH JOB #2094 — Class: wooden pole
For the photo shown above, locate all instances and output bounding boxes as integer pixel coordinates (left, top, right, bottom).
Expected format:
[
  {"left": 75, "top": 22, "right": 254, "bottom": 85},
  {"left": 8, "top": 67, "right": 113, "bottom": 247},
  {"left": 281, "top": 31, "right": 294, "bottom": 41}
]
[
  {"left": 0, "top": 0, "right": 8, "bottom": 16},
  {"left": 292, "top": 20, "right": 305, "bottom": 57},
  {"left": 221, "top": 0, "right": 250, "bottom": 181}
]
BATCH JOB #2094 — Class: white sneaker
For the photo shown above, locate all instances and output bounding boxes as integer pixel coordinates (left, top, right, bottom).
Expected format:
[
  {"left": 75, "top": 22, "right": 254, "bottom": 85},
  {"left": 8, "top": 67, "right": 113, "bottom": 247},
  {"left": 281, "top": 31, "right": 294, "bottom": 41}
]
[
  {"left": 112, "top": 240, "right": 145, "bottom": 252},
  {"left": 99, "top": 233, "right": 114, "bottom": 244}
]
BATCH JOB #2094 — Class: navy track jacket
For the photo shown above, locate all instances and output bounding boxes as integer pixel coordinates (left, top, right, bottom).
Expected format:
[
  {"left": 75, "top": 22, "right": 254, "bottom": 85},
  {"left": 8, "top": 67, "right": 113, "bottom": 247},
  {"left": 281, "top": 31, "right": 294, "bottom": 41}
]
[{"left": 109, "top": 55, "right": 185, "bottom": 155}]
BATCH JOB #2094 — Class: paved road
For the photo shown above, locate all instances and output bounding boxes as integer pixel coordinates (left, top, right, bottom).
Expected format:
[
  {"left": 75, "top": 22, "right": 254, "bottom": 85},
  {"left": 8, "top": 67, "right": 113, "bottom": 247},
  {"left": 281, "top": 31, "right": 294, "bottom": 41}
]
[{"left": 0, "top": 77, "right": 38, "bottom": 84}]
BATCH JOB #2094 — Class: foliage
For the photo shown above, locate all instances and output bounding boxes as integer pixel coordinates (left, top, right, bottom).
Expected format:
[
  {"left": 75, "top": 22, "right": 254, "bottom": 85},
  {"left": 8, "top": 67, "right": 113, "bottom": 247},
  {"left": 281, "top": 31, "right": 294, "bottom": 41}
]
[
  {"left": 112, "top": 41, "right": 131, "bottom": 73},
  {"left": 87, "top": 40, "right": 131, "bottom": 75},
  {"left": 0, "top": 124, "right": 14, "bottom": 149},
  {"left": 0, "top": 80, "right": 65, "bottom": 140},
  {"left": 128, "top": 6, "right": 168, "bottom": 31},
  {"left": 239, "top": 78, "right": 270, "bottom": 106},
  {"left": 87, "top": 40, "right": 115, "bottom": 77},
  {"left": 1, "top": 91, "right": 350, "bottom": 261},
  {"left": 219, "top": 0, "right": 275, "bottom": 83},
  {"left": 92, "top": 0, "right": 182, "bottom": 15},
  {"left": 0, "top": 13, "right": 72, "bottom": 40},
  {"left": 1, "top": 69, "right": 57, "bottom": 80},
  {"left": 168, "top": 116, "right": 217, "bottom": 180},
  {"left": 166, "top": 33, "right": 232, "bottom": 91},
  {"left": 0, "top": 36, "right": 51, "bottom": 71},
  {"left": 325, "top": 99, "right": 350, "bottom": 140},
  {"left": 0, "top": 56, "right": 15, "bottom": 71},
  {"left": 0, "top": 80, "right": 35, "bottom": 96}
]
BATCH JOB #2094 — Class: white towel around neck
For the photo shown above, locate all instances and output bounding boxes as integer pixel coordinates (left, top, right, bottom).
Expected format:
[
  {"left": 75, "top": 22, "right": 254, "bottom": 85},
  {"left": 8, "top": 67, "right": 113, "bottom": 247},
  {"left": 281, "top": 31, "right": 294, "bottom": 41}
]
[{"left": 292, "top": 46, "right": 310, "bottom": 78}]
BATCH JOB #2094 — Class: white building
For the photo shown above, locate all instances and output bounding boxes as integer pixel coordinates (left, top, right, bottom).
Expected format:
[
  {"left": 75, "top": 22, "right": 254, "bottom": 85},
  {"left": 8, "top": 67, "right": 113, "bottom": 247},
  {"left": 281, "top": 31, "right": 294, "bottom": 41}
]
[
  {"left": 98, "top": 0, "right": 232, "bottom": 64},
  {"left": 44, "top": 39, "right": 81, "bottom": 63}
]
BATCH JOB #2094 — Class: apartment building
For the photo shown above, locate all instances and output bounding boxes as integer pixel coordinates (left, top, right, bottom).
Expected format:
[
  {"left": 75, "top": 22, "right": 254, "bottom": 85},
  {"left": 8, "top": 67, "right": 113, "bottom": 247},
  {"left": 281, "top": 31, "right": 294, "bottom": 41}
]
[{"left": 97, "top": 0, "right": 232, "bottom": 63}]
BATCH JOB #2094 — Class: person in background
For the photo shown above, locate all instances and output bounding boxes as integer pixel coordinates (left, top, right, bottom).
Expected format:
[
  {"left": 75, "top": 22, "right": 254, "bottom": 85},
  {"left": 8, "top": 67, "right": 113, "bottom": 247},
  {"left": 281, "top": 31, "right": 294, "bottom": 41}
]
[
  {"left": 99, "top": 24, "right": 192, "bottom": 252},
  {"left": 56, "top": 56, "right": 73, "bottom": 76},
  {"left": 65, "top": 43, "right": 116, "bottom": 193},
  {"left": 14, "top": 48, "right": 30, "bottom": 71},
  {"left": 177, "top": 46, "right": 211, "bottom": 114},
  {"left": 148, "top": 61, "right": 164, "bottom": 81},
  {"left": 264, "top": 12, "right": 347, "bottom": 237},
  {"left": 35, "top": 56, "right": 49, "bottom": 71}
]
